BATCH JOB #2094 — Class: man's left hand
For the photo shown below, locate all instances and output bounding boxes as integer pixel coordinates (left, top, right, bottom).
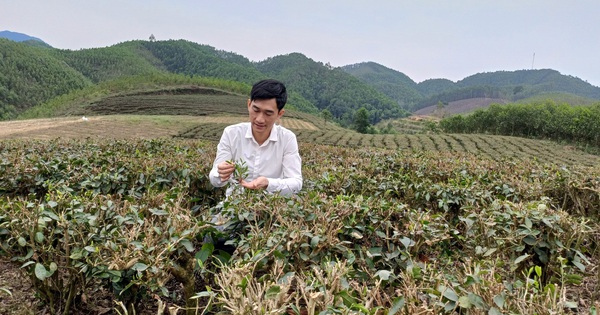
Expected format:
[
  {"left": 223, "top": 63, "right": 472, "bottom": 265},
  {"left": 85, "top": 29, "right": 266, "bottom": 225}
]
[{"left": 241, "top": 177, "right": 269, "bottom": 190}]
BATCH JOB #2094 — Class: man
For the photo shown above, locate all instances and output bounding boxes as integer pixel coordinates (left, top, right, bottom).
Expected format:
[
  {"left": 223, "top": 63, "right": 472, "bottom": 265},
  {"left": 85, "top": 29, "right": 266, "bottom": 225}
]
[{"left": 209, "top": 79, "right": 303, "bottom": 197}]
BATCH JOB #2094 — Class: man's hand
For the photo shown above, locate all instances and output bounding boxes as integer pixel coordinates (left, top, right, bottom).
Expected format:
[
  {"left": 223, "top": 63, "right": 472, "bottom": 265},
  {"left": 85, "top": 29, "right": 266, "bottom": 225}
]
[
  {"left": 241, "top": 176, "right": 269, "bottom": 190},
  {"left": 217, "top": 161, "right": 236, "bottom": 182}
]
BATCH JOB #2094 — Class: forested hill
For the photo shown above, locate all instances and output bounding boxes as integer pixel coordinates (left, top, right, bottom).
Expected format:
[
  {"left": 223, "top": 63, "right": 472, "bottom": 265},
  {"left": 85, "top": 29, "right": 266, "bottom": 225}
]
[
  {"left": 342, "top": 62, "right": 422, "bottom": 109},
  {"left": 257, "top": 54, "right": 408, "bottom": 124},
  {"left": 0, "top": 39, "right": 90, "bottom": 119},
  {"left": 3, "top": 35, "right": 600, "bottom": 122},
  {"left": 343, "top": 62, "right": 600, "bottom": 112},
  {"left": 1, "top": 39, "right": 405, "bottom": 122}
]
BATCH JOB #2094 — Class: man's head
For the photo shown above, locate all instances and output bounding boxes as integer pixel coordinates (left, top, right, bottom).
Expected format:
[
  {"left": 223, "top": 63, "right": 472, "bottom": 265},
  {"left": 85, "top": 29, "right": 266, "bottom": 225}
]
[
  {"left": 247, "top": 79, "right": 287, "bottom": 143},
  {"left": 250, "top": 79, "right": 287, "bottom": 111}
]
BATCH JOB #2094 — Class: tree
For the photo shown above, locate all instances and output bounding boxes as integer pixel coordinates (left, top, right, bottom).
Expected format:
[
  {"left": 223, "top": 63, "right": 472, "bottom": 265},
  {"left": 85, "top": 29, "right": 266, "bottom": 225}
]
[
  {"left": 149, "top": 34, "right": 156, "bottom": 42},
  {"left": 321, "top": 108, "right": 333, "bottom": 124},
  {"left": 513, "top": 85, "right": 524, "bottom": 95},
  {"left": 354, "top": 107, "right": 370, "bottom": 134}
]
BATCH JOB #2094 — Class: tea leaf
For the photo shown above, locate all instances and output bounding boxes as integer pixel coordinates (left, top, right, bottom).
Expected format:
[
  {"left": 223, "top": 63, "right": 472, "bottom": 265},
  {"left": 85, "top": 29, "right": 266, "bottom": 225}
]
[
  {"left": 493, "top": 294, "right": 505, "bottom": 308},
  {"left": 388, "top": 296, "right": 405, "bottom": 315},
  {"left": 265, "top": 285, "right": 281, "bottom": 299},
  {"left": 34, "top": 263, "right": 50, "bottom": 281},
  {"left": 375, "top": 270, "right": 392, "bottom": 281},
  {"left": 514, "top": 254, "right": 530, "bottom": 264}
]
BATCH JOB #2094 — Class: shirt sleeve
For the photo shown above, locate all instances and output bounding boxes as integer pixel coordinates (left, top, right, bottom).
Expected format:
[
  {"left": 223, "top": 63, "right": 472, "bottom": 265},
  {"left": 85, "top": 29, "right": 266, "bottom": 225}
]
[
  {"left": 209, "top": 128, "right": 233, "bottom": 188},
  {"left": 266, "top": 132, "right": 303, "bottom": 196}
]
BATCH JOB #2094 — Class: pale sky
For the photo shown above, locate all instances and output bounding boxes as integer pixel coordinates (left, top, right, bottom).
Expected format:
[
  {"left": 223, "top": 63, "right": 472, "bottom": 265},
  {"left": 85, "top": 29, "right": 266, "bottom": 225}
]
[{"left": 3, "top": 0, "right": 600, "bottom": 87}]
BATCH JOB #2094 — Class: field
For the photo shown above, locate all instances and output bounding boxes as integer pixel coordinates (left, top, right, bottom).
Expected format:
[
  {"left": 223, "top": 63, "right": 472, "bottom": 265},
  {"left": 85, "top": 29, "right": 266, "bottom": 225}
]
[
  {"left": 413, "top": 98, "right": 509, "bottom": 117},
  {"left": 1, "top": 89, "right": 600, "bottom": 314}
]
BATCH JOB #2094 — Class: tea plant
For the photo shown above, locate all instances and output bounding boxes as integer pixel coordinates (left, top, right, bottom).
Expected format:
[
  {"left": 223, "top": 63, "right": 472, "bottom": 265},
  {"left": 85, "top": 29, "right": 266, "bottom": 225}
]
[{"left": 0, "top": 138, "right": 599, "bottom": 314}]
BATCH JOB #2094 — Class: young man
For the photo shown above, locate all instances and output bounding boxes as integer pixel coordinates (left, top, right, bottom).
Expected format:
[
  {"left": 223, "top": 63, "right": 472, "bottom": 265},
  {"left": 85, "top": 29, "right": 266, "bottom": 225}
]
[{"left": 209, "top": 79, "right": 303, "bottom": 196}]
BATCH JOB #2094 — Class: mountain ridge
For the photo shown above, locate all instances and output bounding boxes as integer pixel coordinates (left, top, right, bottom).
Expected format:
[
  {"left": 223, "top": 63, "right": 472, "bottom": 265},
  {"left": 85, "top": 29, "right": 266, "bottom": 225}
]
[
  {"left": 1, "top": 30, "right": 599, "bottom": 123},
  {"left": 0, "top": 30, "right": 50, "bottom": 46}
]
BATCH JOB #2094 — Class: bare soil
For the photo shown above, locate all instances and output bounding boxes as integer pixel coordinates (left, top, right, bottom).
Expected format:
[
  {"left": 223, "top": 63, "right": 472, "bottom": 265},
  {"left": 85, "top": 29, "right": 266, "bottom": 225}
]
[
  {"left": 0, "top": 115, "right": 317, "bottom": 140},
  {"left": 413, "top": 97, "right": 508, "bottom": 116},
  {"left": 0, "top": 258, "right": 40, "bottom": 315}
]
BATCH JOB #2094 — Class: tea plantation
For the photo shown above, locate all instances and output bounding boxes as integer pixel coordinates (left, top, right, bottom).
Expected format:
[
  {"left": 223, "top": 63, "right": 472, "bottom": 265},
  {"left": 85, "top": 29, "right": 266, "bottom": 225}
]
[{"left": 1, "top": 136, "right": 598, "bottom": 314}]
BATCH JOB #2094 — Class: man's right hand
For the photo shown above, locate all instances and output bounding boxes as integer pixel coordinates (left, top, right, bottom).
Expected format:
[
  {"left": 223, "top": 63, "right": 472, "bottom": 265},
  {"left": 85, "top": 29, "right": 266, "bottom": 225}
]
[{"left": 217, "top": 161, "right": 236, "bottom": 182}]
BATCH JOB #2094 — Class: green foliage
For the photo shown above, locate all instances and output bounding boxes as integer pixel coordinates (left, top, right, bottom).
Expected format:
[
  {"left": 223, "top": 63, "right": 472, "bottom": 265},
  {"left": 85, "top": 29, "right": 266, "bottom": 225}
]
[
  {"left": 0, "top": 138, "right": 221, "bottom": 313},
  {"left": 342, "top": 62, "right": 423, "bottom": 109},
  {"left": 440, "top": 101, "right": 600, "bottom": 148},
  {"left": 182, "top": 123, "right": 599, "bottom": 167},
  {"left": 130, "top": 39, "right": 263, "bottom": 84},
  {"left": 1, "top": 138, "right": 598, "bottom": 313},
  {"left": 5, "top": 38, "right": 600, "bottom": 124},
  {"left": 53, "top": 45, "right": 164, "bottom": 83},
  {"left": 320, "top": 108, "right": 333, "bottom": 124},
  {"left": 0, "top": 39, "right": 91, "bottom": 119},
  {"left": 256, "top": 53, "right": 409, "bottom": 125},
  {"left": 459, "top": 69, "right": 600, "bottom": 100},
  {"left": 346, "top": 64, "right": 600, "bottom": 113},
  {"left": 353, "top": 107, "right": 370, "bottom": 134},
  {"left": 17, "top": 73, "right": 250, "bottom": 119}
]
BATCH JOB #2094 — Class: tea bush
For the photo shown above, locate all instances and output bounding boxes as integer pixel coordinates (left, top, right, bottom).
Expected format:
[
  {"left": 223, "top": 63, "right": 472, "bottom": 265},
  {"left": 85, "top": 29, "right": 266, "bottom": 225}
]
[{"left": 1, "top": 138, "right": 599, "bottom": 314}]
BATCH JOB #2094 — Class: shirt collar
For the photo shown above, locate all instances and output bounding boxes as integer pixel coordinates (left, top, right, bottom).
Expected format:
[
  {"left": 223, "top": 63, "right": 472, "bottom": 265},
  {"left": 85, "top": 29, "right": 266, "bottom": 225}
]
[{"left": 245, "top": 123, "right": 279, "bottom": 145}]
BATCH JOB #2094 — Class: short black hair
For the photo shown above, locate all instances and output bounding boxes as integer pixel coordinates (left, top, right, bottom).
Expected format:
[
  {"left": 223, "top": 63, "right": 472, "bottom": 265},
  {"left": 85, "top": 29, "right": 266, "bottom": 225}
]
[{"left": 250, "top": 79, "right": 288, "bottom": 111}]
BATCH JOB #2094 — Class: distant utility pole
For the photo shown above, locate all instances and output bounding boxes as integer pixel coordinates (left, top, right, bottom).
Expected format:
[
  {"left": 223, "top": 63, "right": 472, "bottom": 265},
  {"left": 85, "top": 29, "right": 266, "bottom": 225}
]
[{"left": 531, "top": 52, "right": 535, "bottom": 69}]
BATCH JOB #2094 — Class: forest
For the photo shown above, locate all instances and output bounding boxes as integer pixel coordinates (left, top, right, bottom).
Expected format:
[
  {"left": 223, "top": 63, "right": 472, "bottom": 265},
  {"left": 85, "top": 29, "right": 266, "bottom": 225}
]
[{"left": 3, "top": 38, "right": 600, "bottom": 127}]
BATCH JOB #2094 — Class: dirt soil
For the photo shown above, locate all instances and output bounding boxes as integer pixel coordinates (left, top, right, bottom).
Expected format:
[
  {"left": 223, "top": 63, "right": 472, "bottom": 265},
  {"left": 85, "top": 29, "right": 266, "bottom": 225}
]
[
  {"left": 0, "top": 258, "right": 41, "bottom": 315},
  {"left": 0, "top": 115, "right": 318, "bottom": 140},
  {"left": 414, "top": 97, "right": 508, "bottom": 116}
]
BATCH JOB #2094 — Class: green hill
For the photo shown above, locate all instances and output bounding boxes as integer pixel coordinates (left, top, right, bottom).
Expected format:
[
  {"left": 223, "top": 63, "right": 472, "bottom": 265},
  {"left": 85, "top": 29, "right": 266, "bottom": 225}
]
[
  {"left": 459, "top": 69, "right": 600, "bottom": 99},
  {"left": 343, "top": 62, "right": 600, "bottom": 113},
  {"left": 4, "top": 37, "right": 600, "bottom": 123},
  {"left": 257, "top": 53, "right": 409, "bottom": 124},
  {"left": 341, "top": 62, "right": 422, "bottom": 110},
  {"left": 53, "top": 44, "right": 165, "bottom": 83},
  {"left": 124, "top": 39, "right": 263, "bottom": 84},
  {"left": 0, "top": 39, "right": 91, "bottom": 119},
  {"left": 416, "top": 78, "right": 457, "bottom": 97}
]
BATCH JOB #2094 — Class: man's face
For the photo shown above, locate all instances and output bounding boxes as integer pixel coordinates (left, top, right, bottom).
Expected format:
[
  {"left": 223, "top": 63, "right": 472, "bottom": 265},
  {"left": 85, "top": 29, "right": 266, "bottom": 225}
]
[{"left": 247, "top": 98, "right": 284, "bottom": 139}]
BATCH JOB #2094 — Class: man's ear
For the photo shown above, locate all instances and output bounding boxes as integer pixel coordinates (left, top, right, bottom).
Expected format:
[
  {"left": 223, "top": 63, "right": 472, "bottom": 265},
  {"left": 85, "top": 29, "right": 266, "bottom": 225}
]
[
  {"left": 278, "top": 108, "right": 285, "bottom": 118},
  {"left": 247, "top": 99, "right": 251, "bottom": 108}
]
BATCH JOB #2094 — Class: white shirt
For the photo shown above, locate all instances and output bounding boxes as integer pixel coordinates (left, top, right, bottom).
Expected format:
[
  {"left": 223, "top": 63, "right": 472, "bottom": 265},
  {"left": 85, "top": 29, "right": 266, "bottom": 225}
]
[{"left": 209, "top": 122, "right": 303, "bottom": 196}]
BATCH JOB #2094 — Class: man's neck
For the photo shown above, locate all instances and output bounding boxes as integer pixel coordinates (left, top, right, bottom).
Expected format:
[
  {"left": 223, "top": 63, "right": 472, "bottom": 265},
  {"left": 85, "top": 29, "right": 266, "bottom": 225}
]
[{"left": 252, "top": 128, "right": 272, "bottom": 145}]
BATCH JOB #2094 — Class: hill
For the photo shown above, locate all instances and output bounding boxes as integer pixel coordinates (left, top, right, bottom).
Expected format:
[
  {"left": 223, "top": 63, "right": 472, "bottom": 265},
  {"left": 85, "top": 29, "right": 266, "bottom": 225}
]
[
  {"left": 0, "top": 39, "right": 90, "bottom": 119},
  {"left": 4, "top": 39, "right": 403, "bottom": 123},
  {"left": 343, "top": 62, "right": 600, "bottom": 114},
  {"left": 3, "top": 35, "right": 600, "bottom": 123},
  {"left": 0, "top": 30, "right": 49, "bottom": 46},
  {"left": 257, "top": 54, "right": 409, "bottom": 124},
  {"left": 342, "top": 62, "right": 422, "bottom": 109}
]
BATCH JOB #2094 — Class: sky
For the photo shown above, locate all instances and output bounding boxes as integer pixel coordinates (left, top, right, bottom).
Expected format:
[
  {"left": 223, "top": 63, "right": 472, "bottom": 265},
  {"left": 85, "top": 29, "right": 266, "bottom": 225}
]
[{"left": 3, "top": 0, "right": 600, "bottom": 87}]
